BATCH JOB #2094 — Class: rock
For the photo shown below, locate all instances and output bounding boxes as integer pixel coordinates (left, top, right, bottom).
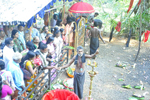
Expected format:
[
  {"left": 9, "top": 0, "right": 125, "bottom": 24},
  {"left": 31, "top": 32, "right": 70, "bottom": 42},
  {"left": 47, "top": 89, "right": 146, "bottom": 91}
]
[
  {"left": 132, "top": 63, "right": 136, "bottom": 68},
  {"left": 123, "top": 47, "right": 126, "bottom": 49}
]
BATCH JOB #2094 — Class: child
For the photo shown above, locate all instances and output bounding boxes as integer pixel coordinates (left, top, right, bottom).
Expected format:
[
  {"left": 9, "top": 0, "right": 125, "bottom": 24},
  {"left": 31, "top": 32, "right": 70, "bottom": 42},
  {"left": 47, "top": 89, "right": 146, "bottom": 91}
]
[
  {"left": 60, "top": 28, "right": 66, "bottom": 45},
  {"left": 42, "top": 34, "right": 51, "bottom": 44},
  {"left": 34, "top": 51, "right": 42, "bottom": 66}
]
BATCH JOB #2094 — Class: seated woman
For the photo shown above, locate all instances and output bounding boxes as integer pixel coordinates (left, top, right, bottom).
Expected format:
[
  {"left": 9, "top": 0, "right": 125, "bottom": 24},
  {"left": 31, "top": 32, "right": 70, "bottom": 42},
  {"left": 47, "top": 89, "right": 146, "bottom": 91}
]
[
  {"left": 0, "top": 76, "right": 14, "bottom": 100},
  {"left": 22, "top": 51, "right": 38, "bottom": 93},
  {"left": 11, "top": 30, "right": 24, "bottom": 52}
]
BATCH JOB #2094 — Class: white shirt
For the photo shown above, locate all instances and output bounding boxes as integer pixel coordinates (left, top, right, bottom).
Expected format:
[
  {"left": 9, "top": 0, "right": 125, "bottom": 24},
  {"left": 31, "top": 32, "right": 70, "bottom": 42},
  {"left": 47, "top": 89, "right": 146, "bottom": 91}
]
[
  {"left": 3, "top": 46, "right": 14, "bottom": 69},
  {"left": 40, "top": 32, "right": 46, "bottom": 41},
  {"left": 54, "top": 37, "right": 63, "bottom": 57}
]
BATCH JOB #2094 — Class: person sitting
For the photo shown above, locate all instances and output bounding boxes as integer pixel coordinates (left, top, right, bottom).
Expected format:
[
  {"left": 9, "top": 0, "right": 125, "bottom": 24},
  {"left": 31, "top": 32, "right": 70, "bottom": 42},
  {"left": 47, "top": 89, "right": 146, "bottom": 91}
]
[
  {"left": 7, "top": 52, "right": 26, "bottom": 99},
  {"left": 3, "top": 38, "right": 14, "bottom": 69},
  {"left": 32, "top": 36, "right": 40, "bottom": 49},
  {"left": 11, "top": 29, "right": 24, "bottom": 52},
  {"left": 0, "top": 76, "right": 14, "bottom": 100}
]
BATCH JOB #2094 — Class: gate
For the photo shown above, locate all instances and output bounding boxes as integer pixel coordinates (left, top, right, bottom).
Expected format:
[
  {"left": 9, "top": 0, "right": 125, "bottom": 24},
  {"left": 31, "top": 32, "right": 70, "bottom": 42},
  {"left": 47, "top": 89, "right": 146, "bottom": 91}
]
[{"left": 74, "top": 17, "right": 86, "bottom": 55}]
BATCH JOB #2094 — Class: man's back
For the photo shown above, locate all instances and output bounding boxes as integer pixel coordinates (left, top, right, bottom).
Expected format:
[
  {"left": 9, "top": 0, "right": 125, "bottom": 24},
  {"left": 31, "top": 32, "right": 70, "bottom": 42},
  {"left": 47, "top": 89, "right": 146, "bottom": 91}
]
[{"left": 90, "top": 27, "right": 100, "bottom": 38}]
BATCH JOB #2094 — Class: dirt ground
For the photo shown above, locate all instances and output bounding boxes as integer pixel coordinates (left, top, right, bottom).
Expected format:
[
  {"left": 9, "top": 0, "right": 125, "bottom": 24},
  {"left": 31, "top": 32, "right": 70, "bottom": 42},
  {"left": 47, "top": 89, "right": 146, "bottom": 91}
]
[{"left": 58, "top": 36, "right": 150, "bottom": 100}]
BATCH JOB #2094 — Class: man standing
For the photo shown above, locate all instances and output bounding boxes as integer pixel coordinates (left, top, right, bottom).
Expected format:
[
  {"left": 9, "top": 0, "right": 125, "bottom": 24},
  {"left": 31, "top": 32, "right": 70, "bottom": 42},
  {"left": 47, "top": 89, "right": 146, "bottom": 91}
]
[
  {"left": 3, "top": 38, "right": 14, "bottom": 69},
  {"left": 18, "top": 24, "right": 26, "bottom": 49},
  {"left": 59, "top": 46, "right": 99, "bottom": 100},
  {"left": 40, "top": 26, "right": 52, "bottom": 41},
  {"left": 89, "top": 21, "right": 105, "bottom": 56},
  {"left": 88, "top": 12, "right": 99, "bottom": 24},
  {"left": 30, "top": 24, "right": 40, "bottom": 39},
  {"left": 7, "top": 52, "right": 26, "bottom": 99},
  {"left": 35, "top": 42, "right": 57, "bottom": 69}
]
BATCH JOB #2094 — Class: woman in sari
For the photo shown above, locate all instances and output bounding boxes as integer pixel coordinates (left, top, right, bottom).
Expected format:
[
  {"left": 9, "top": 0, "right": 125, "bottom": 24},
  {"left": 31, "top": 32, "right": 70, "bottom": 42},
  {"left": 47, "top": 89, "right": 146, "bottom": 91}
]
[
  {"left": 11, "top": 30, "right": 24, "bottom": 52},
  {"left": 22, "top": 51, "right": 38, "bottom": 95}
]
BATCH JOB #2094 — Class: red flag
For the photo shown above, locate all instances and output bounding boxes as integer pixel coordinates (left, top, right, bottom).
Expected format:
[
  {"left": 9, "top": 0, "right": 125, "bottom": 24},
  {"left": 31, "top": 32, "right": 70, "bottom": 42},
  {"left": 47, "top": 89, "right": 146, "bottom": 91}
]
[
  {"left": 115, "top": 21, "right": 121, "bottom": 32},
  {"left": 138, "top": 0, "right": 141, "bottom": 6},
  {"left": 127, "top": 0, "right": 134, "bottom": 13},
  {"left": 143, "top": 30, "right": 150, "bottom": 42}
]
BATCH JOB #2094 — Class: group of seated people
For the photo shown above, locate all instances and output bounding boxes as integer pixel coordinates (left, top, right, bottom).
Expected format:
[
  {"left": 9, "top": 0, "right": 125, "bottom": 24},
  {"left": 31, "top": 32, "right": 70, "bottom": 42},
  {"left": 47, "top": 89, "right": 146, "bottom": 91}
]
[{"left": 0, "top": 11, "right": 100, "bottom": 99}]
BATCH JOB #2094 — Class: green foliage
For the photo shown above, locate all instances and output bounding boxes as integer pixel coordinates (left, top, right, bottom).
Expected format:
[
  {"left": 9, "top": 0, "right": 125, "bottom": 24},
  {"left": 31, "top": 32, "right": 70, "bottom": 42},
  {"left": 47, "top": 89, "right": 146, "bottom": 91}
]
[{"left": 83, "top": 0, "right": 150, "bottom": 38}]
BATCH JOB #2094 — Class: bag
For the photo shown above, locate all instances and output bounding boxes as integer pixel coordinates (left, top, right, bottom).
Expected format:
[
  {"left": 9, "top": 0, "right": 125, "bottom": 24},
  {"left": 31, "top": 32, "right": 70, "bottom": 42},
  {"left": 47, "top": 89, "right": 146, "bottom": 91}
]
[
  {"left": 21, "top": 60, "right": 32, "bottom": 80},
  {"left": 21, "top": 68, "right": 32, "bottom": 80}
]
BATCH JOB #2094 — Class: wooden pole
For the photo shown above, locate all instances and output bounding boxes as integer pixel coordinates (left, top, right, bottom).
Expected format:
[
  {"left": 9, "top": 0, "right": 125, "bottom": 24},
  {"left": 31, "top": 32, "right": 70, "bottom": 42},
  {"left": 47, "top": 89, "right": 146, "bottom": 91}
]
[
  {"left": 135, "top": 1, "right": 143, "bottom": 61},
  {"left": 62, "top": 0, "right": 65, "bottom": 21}
]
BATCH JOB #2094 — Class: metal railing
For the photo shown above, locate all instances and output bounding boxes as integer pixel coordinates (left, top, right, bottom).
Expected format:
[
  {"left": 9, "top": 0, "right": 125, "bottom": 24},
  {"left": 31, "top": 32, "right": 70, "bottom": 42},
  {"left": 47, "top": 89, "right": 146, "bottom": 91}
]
[{"left": 17, "top": 49, "right": 69, "bottom": 100}]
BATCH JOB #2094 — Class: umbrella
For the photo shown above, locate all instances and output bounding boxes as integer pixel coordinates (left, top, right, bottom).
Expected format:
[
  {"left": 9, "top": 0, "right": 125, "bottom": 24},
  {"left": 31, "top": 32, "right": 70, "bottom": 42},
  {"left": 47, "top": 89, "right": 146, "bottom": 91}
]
[{"left": 68, "top": 2, "right": 95, "bottom": 16}]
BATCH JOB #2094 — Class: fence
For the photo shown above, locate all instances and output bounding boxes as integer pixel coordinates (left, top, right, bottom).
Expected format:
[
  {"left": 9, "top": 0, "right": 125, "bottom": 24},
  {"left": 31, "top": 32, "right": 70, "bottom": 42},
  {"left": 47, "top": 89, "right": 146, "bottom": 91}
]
[{"left": 17, "top": 49, "right": 69, "bottom": 100}]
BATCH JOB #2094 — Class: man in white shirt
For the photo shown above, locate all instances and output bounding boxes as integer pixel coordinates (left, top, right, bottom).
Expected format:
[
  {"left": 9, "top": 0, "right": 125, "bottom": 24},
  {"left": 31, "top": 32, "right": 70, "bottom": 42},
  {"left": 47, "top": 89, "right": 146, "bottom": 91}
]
[{"left": 3, "top": 37, "right": 14, "bottom": 69}]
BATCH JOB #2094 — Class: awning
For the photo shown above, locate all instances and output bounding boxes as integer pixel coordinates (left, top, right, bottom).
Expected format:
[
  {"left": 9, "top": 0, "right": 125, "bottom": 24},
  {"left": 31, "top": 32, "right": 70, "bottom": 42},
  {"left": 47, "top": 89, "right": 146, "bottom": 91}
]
[
  {"left": 0, "top": 0, "right": 52, "bottom": 22},
  {"left": 0, "top": 0, "right": 74, "bottom": 27}
]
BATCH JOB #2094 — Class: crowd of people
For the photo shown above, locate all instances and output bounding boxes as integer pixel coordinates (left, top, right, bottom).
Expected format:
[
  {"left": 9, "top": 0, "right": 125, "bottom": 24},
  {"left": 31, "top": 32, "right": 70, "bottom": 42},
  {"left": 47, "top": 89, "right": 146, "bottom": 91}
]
[{"left": 0, "top": 10, "right": 103, "bottom": 100}]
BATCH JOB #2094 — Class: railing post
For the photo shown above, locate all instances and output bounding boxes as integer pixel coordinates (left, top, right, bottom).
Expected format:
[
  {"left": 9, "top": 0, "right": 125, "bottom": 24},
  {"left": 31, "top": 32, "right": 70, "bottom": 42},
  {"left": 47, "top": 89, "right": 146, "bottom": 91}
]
[
  {"left": 67, "top": 49, "right": 69, "bottom": 63},
  {"left": 48, "top": 69, "right": 51, "bottom": 90},
  {"left": 48, "top": 61, "right": 51, "bottom": 90}
]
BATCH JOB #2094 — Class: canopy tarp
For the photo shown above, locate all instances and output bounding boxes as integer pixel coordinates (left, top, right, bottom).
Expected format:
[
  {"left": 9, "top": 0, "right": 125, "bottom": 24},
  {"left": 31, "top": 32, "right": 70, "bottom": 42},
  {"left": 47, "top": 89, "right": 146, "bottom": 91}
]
[
  {"left": 0, "top": 0, "right": 74, "bottom": 27},
  {"left": 0, "top": 0, "right": 52, "bottom": 22}
]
